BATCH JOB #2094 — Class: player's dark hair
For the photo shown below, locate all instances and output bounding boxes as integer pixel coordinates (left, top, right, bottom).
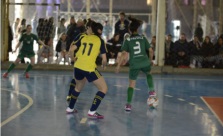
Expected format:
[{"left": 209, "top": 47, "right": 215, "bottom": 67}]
[
  {"left": 128, "top": 16, "right": 142, "bottom": 33},
  {"left": 85, "top": 18, "right": 94, "bottom": 28},
  {"left": 91, "top": 22, "right": 103, "bottom": 36}
]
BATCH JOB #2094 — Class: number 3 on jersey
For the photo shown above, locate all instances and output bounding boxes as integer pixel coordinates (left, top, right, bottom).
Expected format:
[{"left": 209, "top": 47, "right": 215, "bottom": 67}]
[
  {"left": 134, "top": 41, "right": 141, "bottom": 54},
  {"left": 82, "top": 43, "right": 93, "bottom": 56}
]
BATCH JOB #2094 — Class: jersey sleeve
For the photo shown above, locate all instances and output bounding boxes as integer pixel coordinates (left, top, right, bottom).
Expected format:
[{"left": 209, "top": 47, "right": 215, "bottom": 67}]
[
  {"left": 121, "top": 40, "right": 129, "bottom": 52},
  {"left": 100, "top": 38, "right": 107, "bottom": 54}
]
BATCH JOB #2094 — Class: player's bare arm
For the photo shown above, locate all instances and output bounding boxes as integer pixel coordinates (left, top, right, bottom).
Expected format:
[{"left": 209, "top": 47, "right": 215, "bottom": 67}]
[
  {"left": 38, "top": 39, "right": 46, "bottom": 47},
  {"left": 101, "top": 53, "right": 107, "bottom": 70},
  {"left": 115, "top": 51, "right": 127, "bottom": 73},
  {"left": 69, "top": 44, "right": 77, "bottom": 61},
  {"left": 12, "top": 42, "right": 21, "bottom": 53}
]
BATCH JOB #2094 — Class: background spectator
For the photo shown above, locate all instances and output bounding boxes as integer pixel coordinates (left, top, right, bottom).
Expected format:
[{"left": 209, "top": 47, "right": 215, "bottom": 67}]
[
  {"left": 56, "top": 33, "right": 70, "bottom": 65},
  {"left": 188, "top": 35, "right": 202, "bottom": 68},
  {"left": 115, "top": 12, "right": 129, "bottom": 44},
  {"left": 200, "top": 36, "right": 215, "bottom": 68},
  {"left": 194, "top": 23, "right": 203, "bottom": 43},
  {"left": 165, "top": 34, "right": 174, "bottom": 65},
  {"left": 173, "top": 33, "right": 190, "bottom": 67},
  {"left": 38, "top": 37, "right": 54, "bottom": 64}
]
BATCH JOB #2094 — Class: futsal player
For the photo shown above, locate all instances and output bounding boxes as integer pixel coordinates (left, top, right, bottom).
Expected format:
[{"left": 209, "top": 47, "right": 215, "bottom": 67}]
[
  {"left": 66, "top": 20, "right": 108, "bottom": 119},
  {"left": 115, "top": 16, "right": 158, "bottom": 111},
  {"left": 3, "top": 25, "right": 46, "bottom": 78}
]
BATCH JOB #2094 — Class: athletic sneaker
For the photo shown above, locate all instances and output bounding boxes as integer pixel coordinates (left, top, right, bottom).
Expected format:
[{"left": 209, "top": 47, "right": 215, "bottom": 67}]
[
  {"left": 24, "top": 72, "right": 30, "bottom": 78},
  {"left": 2, "top": 72, "right": 8, "bottom": 78},
  {"left": 149, "top": 91, "right": 157, "bottom": 97},
  {"left": 125, "top": 104, "right": 132, "bottom": 111},
  {"left": 88, "top": 111, "right": 104, "bottom": 119},
  {"left": 66, "top": 107, "right": 78, "bottom": 114}
]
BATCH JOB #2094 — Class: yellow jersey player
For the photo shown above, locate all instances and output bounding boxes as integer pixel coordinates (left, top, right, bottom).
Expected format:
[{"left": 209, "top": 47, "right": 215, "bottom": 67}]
[{"left": 66, "top": 20, "right": 108, "bottom": 119}]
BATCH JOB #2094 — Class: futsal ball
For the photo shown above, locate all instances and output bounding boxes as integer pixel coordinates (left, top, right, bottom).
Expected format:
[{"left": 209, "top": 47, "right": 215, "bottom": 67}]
[{"left": 147, "top": 97, "right": 159, "bottom": 108}]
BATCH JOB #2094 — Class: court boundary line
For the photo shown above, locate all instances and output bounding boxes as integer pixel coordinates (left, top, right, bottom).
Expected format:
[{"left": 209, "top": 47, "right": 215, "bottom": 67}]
[
  {"left": 1, "top": 88, "right": 33, "bottom": 127},
  {"left": 200, "top": 96, "right": 223, "bottom": 127}
]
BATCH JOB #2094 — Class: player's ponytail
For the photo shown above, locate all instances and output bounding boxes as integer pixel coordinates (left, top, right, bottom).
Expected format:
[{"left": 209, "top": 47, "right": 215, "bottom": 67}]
[
  {"left": 128, "top": 16, "right": 142, "bottom": 33},
  {"left": 91, "top": 22, "right": 103, "bottom": 37}
]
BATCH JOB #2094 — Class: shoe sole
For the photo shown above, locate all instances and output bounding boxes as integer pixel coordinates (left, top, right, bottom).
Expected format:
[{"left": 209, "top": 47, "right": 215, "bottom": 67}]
[
  {"left": 66, "top": 109, "right": 78, "bottom": 114},
  {"left": 125, "top": 109, "right": 131, "bottom": 112},
  {"left": 87, "top": 114, "right": 104, "bottom": 119}
]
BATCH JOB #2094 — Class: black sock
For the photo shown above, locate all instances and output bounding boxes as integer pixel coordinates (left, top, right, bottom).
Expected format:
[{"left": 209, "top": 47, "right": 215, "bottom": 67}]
[
  {"left": 68, "top": 89, "right": 80, "bottom": 109},
  {"left": 90, "top": 91, "right": 105, "bottom": 112},
  {"left": 68, "top": 79, "right": 76, "bottom": 96}
]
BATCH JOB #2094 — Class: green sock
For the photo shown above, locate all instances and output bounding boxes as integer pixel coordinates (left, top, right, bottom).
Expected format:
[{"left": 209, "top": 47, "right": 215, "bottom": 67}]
[
  {"left": 147, "top": 74, "right": 154, "bottom": 91},
  {"left": 24, "top": 64, "right": 33, "bottom": 73},
  {"left": 127, "top": 87, "right": 134, "bottom": 104},
  {"left": 7, "top": 63, "right": 16, "bottom": 73}
]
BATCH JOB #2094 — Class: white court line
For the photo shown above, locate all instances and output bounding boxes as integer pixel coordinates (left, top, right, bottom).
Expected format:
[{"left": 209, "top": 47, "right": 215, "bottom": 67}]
[
  {"left": 1, "top": 88, "right": 33, "bottom": 127},
  {"left": 189, "top": 102, "right": 196, "bottom": 106},
  {"left": 177, "top": 98, "right": 185, "bottom": 101},
  {"left": 200, "top": 97, "right": 223, "bottom": 127},
  {"left": 165, "top": 95, "right": 173, "bottom": 98}
]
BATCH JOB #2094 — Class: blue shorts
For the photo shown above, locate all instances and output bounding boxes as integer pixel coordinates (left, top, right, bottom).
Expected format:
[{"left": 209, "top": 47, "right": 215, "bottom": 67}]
[{"left": 74, "top": 67, "right": 102, "bottom": 82}]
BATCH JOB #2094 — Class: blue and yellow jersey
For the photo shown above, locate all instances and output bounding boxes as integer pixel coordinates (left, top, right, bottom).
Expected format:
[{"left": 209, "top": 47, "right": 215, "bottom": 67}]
[{"left": 74, "top": 34, "right": 107, "bottom": 72}]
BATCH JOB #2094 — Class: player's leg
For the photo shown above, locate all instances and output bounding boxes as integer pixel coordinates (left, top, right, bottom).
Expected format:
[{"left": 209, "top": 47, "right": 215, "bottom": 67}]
[
  {"left": 3, "top": 54, "right": 22, "bottom": 78},
  {"left": 125, "top": 69, "right": 139, "bottom": 111},
  {"left": 88, "top": 69, "right": 108, "bottom": 119},
  {"left": 66, "top": 68, "right": 86, "bottom": 113},
  {"left": 141, "top": 66, "right": 156, "bottom": 97},
  {"left": 66, "top": 78, "right": 76, "bottom": 101},
  {"left": 24, "top": 54, "right": 35, "bottom": 78}
]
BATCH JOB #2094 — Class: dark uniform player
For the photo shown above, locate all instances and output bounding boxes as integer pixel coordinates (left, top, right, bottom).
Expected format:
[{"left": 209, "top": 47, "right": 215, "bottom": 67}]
[
  {"left": 66, "top": 20, "right": 108, "bottom": 119},
  {"left": 3, "top": 25, "right": 46, "bottom": 78},
  {"left": 116, "top": 16, "right": 158, "bottom": 111}
]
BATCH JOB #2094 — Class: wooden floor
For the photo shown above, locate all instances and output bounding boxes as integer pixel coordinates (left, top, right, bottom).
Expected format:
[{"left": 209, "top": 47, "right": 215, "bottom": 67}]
[{"left": 202, "top": 97, "right": 223, "bottom": 126}]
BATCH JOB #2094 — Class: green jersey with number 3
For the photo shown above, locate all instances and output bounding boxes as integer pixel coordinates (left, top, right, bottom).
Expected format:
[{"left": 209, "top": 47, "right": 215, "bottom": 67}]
[{"left": 121, "top": 34, "right": 151, "bottom": 69}]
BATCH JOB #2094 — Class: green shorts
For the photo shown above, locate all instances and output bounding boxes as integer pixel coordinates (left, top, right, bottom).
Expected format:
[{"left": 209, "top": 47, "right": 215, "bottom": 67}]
[
  {"left": 17, "top": 51, "right": 35, "bottom": 59},
  {"left": 129, "top": 66, "right": 151, "bottom": 80}
]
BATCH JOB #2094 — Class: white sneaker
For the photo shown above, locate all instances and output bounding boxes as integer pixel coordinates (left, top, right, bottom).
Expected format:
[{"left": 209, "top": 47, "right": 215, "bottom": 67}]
[{"left": 66, "top": 107, "right": 77, "bottom": 114}]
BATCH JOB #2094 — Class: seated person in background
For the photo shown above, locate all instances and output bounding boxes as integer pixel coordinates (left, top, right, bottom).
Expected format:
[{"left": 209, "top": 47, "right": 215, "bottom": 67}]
[
  {"left": 106, "top": 33, "right": 120, "bottom": 65},
  {"left": 56, "top": 33, "right": 70, "bottom": 65},
  {"left": 116, "top": 33, "right": 130, "bottom": 65},
  {"left": 200, "top": 36, "right": 215, "bottom": 68},
  {"left": 188, "top": 35, "right": 202, "bottom": 68},
  {"left": 173, "top": 33, "right": 190, "bottom": 67},
  {"left": 38, "top": 37, "right": 54, "bottom": 64}
]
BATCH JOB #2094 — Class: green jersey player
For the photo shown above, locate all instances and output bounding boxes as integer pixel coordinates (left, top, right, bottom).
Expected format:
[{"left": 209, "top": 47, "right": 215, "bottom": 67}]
[
  {"left": 116, "top": 16, "right": 157, "bottom": 111},
  {"left": 3, "top": 24, "right": 46, "bottom": 78}
]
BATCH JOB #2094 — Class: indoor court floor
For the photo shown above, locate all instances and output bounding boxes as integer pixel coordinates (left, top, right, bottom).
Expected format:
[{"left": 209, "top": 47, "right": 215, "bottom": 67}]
[{"left": 1, "top": 70, "right": 223, "bottom": 136}]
